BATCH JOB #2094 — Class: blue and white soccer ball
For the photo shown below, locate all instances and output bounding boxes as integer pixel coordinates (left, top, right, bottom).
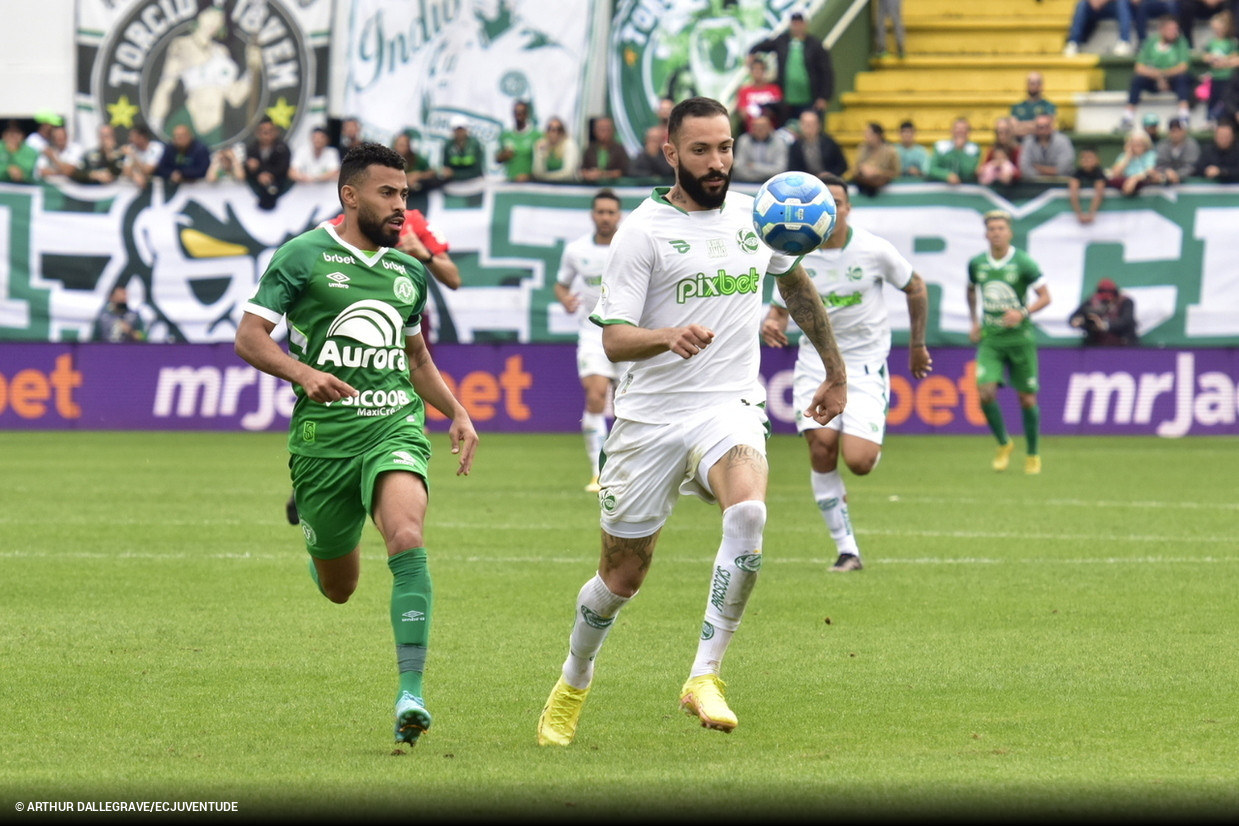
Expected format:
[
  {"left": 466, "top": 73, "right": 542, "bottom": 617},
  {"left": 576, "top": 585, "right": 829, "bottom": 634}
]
[{"left": 751, "top": 171, "right": 838, "bottom": 255}]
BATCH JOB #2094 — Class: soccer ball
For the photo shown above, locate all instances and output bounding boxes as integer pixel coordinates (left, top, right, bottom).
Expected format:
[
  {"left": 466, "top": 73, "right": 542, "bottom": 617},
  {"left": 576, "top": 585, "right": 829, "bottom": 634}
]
[{"left": 751, "top": 171, "right": 837, "bottom": 255}]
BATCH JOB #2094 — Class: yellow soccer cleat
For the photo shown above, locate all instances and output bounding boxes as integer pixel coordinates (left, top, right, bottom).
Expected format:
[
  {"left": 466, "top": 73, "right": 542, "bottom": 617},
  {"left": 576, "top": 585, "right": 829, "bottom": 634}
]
[
  {"left": 585, "top": 476, "right": 601, "bottom": 493},
  {"left": 1025, "top": 455, "right": 1042, "bottom": 475},
  {"left": 537, "top": 676, "right": 590, "bottom": 746},
  {"left": 679, "top": 674, "right": 738, "bottom": 733},
  {"left": 992, "top": 441, "right": 1014, "bottom": 472}
]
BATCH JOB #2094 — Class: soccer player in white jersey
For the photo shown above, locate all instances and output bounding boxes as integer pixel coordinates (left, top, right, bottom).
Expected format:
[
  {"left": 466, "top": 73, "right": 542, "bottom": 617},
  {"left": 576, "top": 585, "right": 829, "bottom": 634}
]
[
  {"left": 537, "top": 97, "right": 848, "bottom": 746},
  {"left": 554, "top": 189, "right": 625, "bottom": 493},
  {"left": 761, "top": 173, "right": 933, "bottom": 572}
]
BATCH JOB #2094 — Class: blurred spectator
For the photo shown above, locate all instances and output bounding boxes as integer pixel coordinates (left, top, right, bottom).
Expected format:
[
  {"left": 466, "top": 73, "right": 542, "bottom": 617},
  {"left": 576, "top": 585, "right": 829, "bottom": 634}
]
[
  {"left": 873, "top": 0, "right": 906, "bottom": 58},
  {"left": 580, "top": 115, "right": 629, "bottom": 182},
  {"left": 34, "top": 125, "right": 85, "bottom": 181},
  {"left": 25, "top": 110, "right": 61, "bottom": 154},
  {"left": 895, "top": 120, "right": 929, "bottom": 178},
  {"left": 628, "top": 124, "right": 675, "bottom": 180},
  {"left": 656, "top": 97, "right": 675, "bottom": 141},
  {"left": 927, "top": 117, "right": 980, "bottom": 184},
  {"left": 1149, "top": 115, "right": 1202, "bottom": 182},
  {"left": 1105, "top": 129, "right": 1159, "bottom": 194},
  {"left": 748, "top": 10, "right": 835, "bottom": 119},
  {"left": 153, "top": 124, "right": 210, "bottom": 184},
  {"left": 1178, "top": 0, "right": 1239, "bottom": 47},
  {"left": 531, "top": 116, "right": 581, "bottom": 182},
  {"left": 290, "top": 126, "right": 341, "bottom": 184},
  {"left": 75, "top": 124, "right": 125, "bottom": 184},
  {"left": 1199, "top": 8, "right": 1239, "bottom": 123},
  {"left": 1195, "top": 118, "right": 1239, "bottom": 179},
  {"left": 0, "top": 120, "right": 38, "bottom": 183},
  {"left": 1068, "top": 146, "right": 1109, "bottom": 223},
  {"left": 206, "top": 144, "right": 245, "bottom": 183},
  {"left": 244, "top": 117, "right": 291, "bottom": 210},
  {"left": 392, "top": 132, "right": 441, "bottom": 193},
  {"left": 1070, "top": 278, "right": 1139, "bottom": 345},
  {"left": 1064, "top": 0, "right": 1136, "bottom": 56},
  {"left": 984, "top": 116, "right": 1023, "bottom": 176},
  {"left": 1010, "top": 72, "right": 1058, "bottom": 139},
  {"left": 1019, "top": 114, "right": 1076, "bottom": 180},
  {"left": 1120, "top": 15, "right": 1193, "bottom": 132},
  {"left": 787, "top": 109, "right": 848, "bottom": 179},
  {"left": 1142, "top": 112, "right": 1163, "bottom": 146},
  {"left": 850, "top": 122, "right": 901, "bottom": 195},
  {"left": 92, "top": 286, "right": 147, "bottom": 343},
  {"left": 733, "top": 113, "right": 789, "bottom": 182},
  {"left": 736, "top": 56, "right": 784, "bottom": 134},
  {"left": 120, "top": 124, "right": 165, "bottom": 189},
  {"left": 337, "top": 117, "right": 363, "bottom": 153},
  {"left": 978, "top": 145, "right": 1019, "bottom": 186},
  {"left": 760, "top": 102, "right": 800, "bottom": 146},
  {"left": 440, "top": 115, "right": 485, "bottom": 182},
  {"left": 495, "top": 99, "right": 540, "bottom": 182}
]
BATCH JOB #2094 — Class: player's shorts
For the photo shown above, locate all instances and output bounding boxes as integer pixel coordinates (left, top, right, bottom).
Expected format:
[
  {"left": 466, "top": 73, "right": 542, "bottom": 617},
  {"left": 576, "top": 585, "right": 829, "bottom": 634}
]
[
  {"left": 975, "top": 333, "right": 1039, "bottom": 394},
  {"left": 577, "top": 328, "right": 621, "bottom": 381},
  {"left": 793, "top": 361, "right": 890, "bottom": 445},
  {"left": 597, "top": 401, "right": 770, "bottom": 537},
  {"left": 289, "top": 429, "right": 433, "bottom": 560}
]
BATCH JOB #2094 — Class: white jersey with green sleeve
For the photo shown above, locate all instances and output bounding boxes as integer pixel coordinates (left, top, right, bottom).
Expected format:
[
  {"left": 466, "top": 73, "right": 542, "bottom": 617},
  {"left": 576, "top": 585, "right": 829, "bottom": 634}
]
[
  {"left": 772, "top": 225, "right": 914, "bottom": 378},
  {"left": 589, "top": 187, "right": 799, "bottom": 424},
  {"left": 243, "top": 223, "right": 429, "bottom": 458},
  {"left": 557, "top": 232, "right": 611, "bottom": 339}
]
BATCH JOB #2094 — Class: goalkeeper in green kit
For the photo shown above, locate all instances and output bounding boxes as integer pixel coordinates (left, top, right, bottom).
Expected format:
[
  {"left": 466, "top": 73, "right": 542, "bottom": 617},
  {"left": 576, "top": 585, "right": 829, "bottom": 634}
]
[
  {"left": 966, "top": 210, "right": 1051, "bottom": 475},
  {"left": 235, "top": 142, "right": 479, "bottom": 746}
]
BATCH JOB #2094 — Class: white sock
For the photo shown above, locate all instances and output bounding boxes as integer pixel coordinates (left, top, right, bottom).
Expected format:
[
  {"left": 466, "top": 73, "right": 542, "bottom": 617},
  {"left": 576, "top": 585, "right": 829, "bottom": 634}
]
[
  {"left": 690, "top": 501, "right": 765, "bottom": 679},
  {"left": 812, "top": 470, "right": 860, "bottom": 558},
  {"left": 562, "top": 573, "right": 630, "bottom": 689},
  {"left": 582, "top": 411, "right": 608, "bottom": 477}
]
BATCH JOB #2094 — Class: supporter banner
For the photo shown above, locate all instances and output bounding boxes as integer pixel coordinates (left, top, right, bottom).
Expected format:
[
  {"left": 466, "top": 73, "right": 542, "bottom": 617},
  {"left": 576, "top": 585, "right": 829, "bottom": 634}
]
[
  {"left": 609, "top": 0, "right": 812, "bottom": 154},
  {"left": 75, "top": 0, "right": 333, "bottom": 154},
  {"left": 340, "top": 0, "right": 595, "bottom": 168},
  {"left": 1, "top": 181, "right": 1237, "bottom": 347},
  {"left": 2, "top": 342, "right": 1236, "bottom": 436}
]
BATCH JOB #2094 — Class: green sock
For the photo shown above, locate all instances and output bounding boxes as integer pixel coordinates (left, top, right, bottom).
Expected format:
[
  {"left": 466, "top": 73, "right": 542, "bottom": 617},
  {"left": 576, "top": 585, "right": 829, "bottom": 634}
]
[
  {"left": 306, "top": 556, "right": 325, "bottom": 597},
  {"left": 981, "top": 400, "right": 1009, "bottom": 444},
  {"left": 389, "top": 548, "right": 432, "bottom": 700},
  {"left": 1022, "top": 405, "right": 1040, "bottom": 456}
]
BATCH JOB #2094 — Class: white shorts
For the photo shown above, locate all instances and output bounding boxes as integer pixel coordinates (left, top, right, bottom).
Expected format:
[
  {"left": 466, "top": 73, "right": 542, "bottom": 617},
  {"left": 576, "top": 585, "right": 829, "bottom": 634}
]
[
  {"left": 577, "top": 329, "right": 621, "bottom": 381},
  {"left": 793, "top": 362, "right": 890, "bottom": 445},
  {"left": 597, "top": 402, "right": 769, "bottom": 537}
]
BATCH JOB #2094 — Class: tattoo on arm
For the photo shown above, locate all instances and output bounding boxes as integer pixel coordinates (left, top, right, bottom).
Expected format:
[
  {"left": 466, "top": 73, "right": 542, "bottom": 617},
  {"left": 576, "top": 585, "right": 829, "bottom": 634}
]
[
  {"left": 779, "top": 270, "right": 845, "bottom": 381},
  {"left": 905, "top": 274, "right": 929, "bottom": 345}
]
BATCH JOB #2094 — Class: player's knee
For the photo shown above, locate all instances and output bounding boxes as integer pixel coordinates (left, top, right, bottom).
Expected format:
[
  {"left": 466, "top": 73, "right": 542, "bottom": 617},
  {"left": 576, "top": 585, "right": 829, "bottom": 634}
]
[
  {"left": 385, "top": 527, "right": 425, "bottom": 555},
  {"left": 723, "top": 499, "right": 767, "bottom": 537},
  {"left": 846, "top": 453, "right": 879, "bottom": 476},
  {"left": 321, "top": 579, "right": 358, "bottom": 605}
]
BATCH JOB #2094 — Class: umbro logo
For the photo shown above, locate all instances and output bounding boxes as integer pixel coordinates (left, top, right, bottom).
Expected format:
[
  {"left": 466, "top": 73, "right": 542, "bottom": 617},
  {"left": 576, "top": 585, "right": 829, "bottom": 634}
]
[
  {"left": 401, "top": 610, "right": 425, "bottom": 622},
  {"left": 327, "top": 272, "right": 350, "bottom": 289}
]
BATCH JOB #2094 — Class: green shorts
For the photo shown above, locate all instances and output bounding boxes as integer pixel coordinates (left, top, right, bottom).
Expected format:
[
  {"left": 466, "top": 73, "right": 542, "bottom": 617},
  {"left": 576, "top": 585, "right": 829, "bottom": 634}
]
[
  {"left": 975, "top": 333, "right": 1040, "bottom": 394},
  {"left": 289, "top": 430, "right": 432, "bottom": 559}
]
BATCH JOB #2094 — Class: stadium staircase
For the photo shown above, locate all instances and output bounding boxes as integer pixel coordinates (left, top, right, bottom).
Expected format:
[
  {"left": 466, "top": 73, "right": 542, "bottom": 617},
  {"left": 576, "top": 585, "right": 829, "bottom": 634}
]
[{"left": 827, "top": 0, "right": 1102, "bottom": 169}]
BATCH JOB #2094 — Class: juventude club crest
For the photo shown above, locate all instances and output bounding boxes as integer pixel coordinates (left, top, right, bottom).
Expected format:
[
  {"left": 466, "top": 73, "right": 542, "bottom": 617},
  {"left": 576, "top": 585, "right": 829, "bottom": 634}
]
[{"left": 93, "top": 0, "right": 311, "bottom": 150}]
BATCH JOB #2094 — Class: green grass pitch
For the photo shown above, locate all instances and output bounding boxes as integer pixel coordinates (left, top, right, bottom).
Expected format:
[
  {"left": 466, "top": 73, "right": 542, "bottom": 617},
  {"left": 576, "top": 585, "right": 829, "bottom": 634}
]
[{"left": 2, "top": 430, "right": 1237, "bottom": 820}]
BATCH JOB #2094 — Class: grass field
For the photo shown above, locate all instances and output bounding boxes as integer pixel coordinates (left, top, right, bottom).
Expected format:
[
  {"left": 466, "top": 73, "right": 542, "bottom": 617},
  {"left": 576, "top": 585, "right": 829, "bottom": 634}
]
[{"left": 2, "top": 430, "right": 1237, "bottom": 821}]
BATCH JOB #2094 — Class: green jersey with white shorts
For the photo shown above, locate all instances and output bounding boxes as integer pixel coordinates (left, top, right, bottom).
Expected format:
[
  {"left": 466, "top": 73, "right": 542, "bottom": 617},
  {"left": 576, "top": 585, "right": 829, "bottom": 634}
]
[
  {"left": 967, "top": 246, "right": 1044, "bottom": 391},
  {"left": 243, "top": 222, "right": 430, "bottom": 457}
]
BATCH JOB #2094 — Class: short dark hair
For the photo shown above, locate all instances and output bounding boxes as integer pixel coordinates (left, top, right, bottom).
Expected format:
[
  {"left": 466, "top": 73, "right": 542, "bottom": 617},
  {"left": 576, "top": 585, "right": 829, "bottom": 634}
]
[
  {"left": 899, "top": 120, "right": 915, "bottom": 131},
  {"left": 818, "top": 172, "right": 849, "bottom": 202},
  {"left": 668, "top": 96, "right": 729, "bottom": 143},
  {"left": 593, "top": 188, "right": 621, "bottom": 210},
  {"left": 338, "top": 142, "right": 406, "bottom": 200},
  {"left": 868, "top": 122, "right": 885, "bottom": 139}
]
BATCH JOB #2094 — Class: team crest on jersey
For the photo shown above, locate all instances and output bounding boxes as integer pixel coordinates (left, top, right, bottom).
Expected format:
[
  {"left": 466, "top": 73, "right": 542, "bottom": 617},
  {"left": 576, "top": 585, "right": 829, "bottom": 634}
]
[
  {"left": 394, "top": 276, "right": 417, "bottom": 305},
  {"left": 91, "top": 0, "right": 313, "bottom": 150},
  {"left": 846, "top": 265, "right": 865, "bottom": 281},
  {"left": 737, "top": 228, "right": 761, "bottom": 254}
]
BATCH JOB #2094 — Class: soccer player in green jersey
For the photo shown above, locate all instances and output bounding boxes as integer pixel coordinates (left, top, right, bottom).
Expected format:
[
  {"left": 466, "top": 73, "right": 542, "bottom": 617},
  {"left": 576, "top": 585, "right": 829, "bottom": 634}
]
[
  {"left": 966, "top": 210, "right": 1051, "bottom": 475},
  {"left": 234, "top": 142, "right": 479, "bottom": 747}
]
